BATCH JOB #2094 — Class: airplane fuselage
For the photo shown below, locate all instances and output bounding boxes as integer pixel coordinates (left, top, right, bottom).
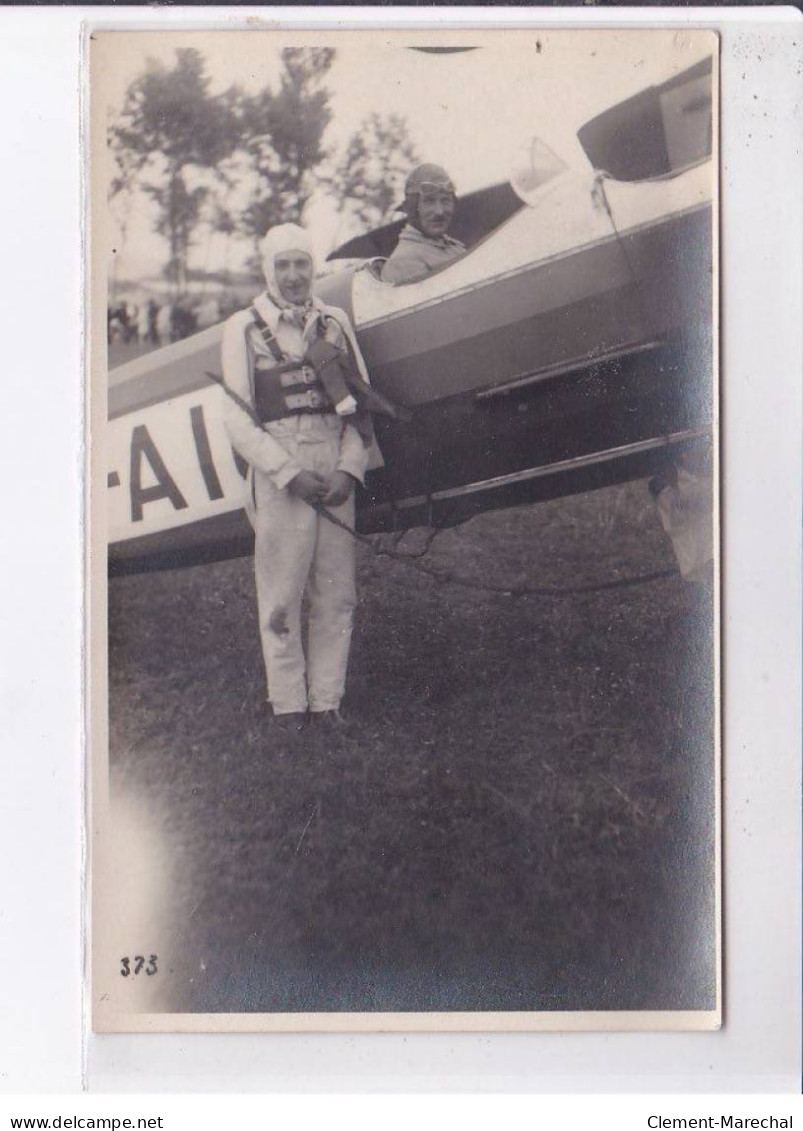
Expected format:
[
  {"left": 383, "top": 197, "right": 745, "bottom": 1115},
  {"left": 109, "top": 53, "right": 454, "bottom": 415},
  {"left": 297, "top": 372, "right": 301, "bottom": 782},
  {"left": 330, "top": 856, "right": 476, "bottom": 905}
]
[{"left": 107, "top": 163, "right": 712, "bottom": 575}]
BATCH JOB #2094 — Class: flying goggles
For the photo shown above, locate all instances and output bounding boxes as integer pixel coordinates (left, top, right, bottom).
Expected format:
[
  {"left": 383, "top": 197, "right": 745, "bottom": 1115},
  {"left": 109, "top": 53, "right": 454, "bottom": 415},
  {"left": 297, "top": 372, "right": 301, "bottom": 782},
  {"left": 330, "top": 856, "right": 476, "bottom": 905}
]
[{"left": 413, "top": 182, "right": 456, "bottom": 206}]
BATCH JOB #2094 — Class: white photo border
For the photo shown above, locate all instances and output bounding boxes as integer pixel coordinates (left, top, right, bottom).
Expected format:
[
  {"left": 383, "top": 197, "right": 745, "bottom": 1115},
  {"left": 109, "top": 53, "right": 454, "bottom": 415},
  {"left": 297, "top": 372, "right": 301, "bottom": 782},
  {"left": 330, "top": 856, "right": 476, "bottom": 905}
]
[{"left": 0, "top": 3, "right": 799, "bottom": 1094}]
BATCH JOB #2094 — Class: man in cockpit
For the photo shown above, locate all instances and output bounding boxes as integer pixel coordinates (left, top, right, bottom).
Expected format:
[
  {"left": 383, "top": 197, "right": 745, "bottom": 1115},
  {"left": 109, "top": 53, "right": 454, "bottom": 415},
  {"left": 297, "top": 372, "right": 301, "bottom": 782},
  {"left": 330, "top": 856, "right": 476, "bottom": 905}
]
[{"left": 381, "top": 164, "right": 467, "bottom": 286}]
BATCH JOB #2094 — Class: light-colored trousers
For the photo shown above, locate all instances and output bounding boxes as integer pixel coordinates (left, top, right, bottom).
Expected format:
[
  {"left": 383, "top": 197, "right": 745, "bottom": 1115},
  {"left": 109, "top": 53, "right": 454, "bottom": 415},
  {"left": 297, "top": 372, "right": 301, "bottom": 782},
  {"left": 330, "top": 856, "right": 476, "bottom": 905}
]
[{"left": 253, "top": 421, "right": 357, "bottom": 715}]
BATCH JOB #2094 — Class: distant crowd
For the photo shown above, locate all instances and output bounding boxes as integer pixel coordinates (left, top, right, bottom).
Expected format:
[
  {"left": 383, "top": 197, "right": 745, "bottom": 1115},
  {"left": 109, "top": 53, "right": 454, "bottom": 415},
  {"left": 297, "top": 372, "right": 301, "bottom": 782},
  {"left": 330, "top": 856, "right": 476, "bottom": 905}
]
[{"left": 107, "top": 294, "right": 239, "bottom": 347}]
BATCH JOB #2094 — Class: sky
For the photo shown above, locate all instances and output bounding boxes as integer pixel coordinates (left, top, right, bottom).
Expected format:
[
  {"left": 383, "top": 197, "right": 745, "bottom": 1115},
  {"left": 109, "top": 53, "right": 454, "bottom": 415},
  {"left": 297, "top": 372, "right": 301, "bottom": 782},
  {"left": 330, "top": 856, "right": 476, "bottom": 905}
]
[{"left": 94, "top": 28, "right": 715, "bottom": 287}]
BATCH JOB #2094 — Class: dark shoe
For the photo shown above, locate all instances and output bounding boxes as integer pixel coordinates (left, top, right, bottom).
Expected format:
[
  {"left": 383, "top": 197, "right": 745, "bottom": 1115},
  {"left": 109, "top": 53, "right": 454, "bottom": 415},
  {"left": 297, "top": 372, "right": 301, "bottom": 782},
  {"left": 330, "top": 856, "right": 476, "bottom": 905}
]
[
  {"left": 271, "top": 711, "right": 309, "bottom": 734},
  {"left": 310, "top": 709, "right": 356, "bottom": 733}
]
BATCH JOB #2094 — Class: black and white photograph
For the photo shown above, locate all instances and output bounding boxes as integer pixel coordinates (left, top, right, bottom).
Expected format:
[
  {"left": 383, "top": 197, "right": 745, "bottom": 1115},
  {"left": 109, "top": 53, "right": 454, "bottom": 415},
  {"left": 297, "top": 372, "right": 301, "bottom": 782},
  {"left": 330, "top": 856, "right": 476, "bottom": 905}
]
[{"left": 89, "top": 27, "right": 720, "bottom": 1031}]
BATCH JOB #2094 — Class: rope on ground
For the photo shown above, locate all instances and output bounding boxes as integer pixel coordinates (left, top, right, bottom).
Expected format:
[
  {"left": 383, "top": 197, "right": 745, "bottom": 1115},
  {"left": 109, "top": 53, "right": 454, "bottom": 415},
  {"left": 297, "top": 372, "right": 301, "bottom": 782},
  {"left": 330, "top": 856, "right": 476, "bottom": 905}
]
[{"left": 314, "top": 502, "right": 678, "bottom": 598}]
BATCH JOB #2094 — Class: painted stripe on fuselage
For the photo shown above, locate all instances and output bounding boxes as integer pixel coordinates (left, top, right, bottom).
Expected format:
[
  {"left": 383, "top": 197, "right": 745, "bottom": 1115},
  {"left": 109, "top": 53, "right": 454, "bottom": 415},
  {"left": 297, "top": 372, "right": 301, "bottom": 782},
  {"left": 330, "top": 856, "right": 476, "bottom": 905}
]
[
  {"left": 364, "top": 279, "right": 647, "bottom": 407},
  {"left": 109, "top": 333, "right": 223, "bottom": 421},
  {"left": 358, "top": 238, "right": 633, "bottom": 368},
  {"left": 107, "top": 202, "right": 710, "bottom": 421},
  {"left": 359, "top": 206, "right": 710, "bottom": 405}
]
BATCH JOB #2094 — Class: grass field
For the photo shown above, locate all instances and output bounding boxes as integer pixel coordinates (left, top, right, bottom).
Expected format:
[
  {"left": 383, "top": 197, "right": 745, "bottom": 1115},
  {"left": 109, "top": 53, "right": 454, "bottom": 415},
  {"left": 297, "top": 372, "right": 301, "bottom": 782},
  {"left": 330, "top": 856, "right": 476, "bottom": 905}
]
[{"left": 107, "top": 481, "right": 716, "bottom": 1016}]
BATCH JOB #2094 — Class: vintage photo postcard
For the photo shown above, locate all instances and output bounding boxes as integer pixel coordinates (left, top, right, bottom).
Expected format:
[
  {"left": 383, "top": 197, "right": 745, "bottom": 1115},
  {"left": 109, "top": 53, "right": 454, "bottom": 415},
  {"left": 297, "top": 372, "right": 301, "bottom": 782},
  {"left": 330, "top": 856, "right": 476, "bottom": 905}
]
[{"left": 88, "top": 27, "right": 720, "bottom": 1032}]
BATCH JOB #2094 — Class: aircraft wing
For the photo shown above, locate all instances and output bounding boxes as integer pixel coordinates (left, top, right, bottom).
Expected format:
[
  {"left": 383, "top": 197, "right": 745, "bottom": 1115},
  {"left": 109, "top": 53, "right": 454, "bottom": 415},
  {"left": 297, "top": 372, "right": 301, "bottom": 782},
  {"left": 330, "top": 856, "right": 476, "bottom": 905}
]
[{"left": 578, "top": 56, "right": 713, "bottom": 181}]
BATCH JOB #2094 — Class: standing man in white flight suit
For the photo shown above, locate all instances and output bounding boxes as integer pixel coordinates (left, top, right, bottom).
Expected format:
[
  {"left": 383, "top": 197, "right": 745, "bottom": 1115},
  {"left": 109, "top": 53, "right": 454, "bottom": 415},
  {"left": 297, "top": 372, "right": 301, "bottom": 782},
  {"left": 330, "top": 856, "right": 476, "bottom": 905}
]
[{"left": 221, "top": 223, "right": 371, "bottom": 734}]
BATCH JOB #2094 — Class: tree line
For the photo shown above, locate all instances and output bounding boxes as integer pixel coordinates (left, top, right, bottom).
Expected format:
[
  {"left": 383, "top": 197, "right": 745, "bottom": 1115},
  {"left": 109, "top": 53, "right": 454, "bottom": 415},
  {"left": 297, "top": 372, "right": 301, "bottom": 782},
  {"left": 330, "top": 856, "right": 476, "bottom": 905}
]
[{"left": 109, "top": 47, "right": 419, "bottom": 295}]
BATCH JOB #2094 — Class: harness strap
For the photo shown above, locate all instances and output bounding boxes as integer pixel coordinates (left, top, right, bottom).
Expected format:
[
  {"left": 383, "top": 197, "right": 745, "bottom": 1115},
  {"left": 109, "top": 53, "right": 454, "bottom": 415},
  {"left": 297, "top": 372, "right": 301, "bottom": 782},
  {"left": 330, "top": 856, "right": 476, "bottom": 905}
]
[
  {"left": 249, "top": 305, "right": 285, "bottom": 363},
  {"left": 253, "top": 356, "right": 316, "bottom": 379}
]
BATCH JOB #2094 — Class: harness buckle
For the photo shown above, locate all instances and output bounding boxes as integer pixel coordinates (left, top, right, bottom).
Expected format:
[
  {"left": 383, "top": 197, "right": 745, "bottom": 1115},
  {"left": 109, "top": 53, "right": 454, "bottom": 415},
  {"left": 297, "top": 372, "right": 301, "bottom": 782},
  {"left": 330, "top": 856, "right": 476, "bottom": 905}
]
[
  {"left": 279, "top": 365, "right": 317, "bottom": 389},
  {"left": 286, "top": 389, "right": 326, "bottom": 411}
]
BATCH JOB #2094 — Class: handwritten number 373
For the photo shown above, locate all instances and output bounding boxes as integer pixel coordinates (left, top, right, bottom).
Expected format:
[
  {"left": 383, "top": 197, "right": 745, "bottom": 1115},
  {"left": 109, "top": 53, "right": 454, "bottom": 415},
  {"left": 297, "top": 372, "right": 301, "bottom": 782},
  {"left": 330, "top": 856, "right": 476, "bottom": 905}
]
[{"left": 120, "top": 955, "right": 158, "bottom": 976}]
